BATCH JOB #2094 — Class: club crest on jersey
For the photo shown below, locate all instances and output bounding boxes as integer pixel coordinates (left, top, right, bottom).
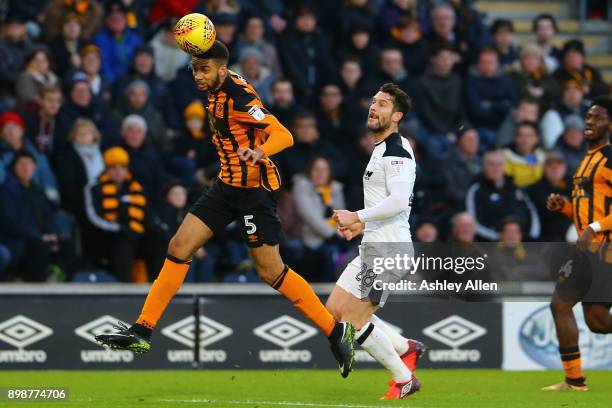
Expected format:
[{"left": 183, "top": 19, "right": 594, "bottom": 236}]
[
  {"left": 248, "top": 104, "right": 265, "bottom": 121},
  {"left": 390, "top": 160, "right": 404, "bottom": 174},
  {"left": 216, "top": 103, "right": 224, "bottom": 116}
]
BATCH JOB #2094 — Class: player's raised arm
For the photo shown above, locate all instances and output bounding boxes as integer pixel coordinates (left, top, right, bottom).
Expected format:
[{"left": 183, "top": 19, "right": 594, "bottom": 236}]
[{"left": 546, "top": 193, "right": 573, "bottom": 219}]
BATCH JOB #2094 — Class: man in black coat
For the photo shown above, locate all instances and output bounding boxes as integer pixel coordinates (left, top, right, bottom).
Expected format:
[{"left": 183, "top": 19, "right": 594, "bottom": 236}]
[{"left": 465, "top": 151, "right": 540, "bottom": 241}]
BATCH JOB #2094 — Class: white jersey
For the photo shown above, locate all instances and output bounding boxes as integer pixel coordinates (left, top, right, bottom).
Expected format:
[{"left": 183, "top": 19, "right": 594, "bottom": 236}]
[{"left": 357, "top": 133, "right": 416, "bottom": 243}]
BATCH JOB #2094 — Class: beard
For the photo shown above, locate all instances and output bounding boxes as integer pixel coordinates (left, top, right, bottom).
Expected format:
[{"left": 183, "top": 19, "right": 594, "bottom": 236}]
[{"left": 367, "top": 116, "right": 390, "bottom": 133}]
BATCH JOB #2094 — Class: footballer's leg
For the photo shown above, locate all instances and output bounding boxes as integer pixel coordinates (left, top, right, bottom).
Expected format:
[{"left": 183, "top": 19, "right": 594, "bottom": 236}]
[
  {"left": 583, "top": 303, "right": 612, "bottom": 334},
  {"left": 96, "top": 181, "right": 234, "bottom": 352},
  {"left": 542, "top": 292, "right": 587, "bottom": 391},
  {"left": 327, "top": 278, "right": 419, "bottom": 400},
  {"left": 249, "top": 243, "right": 355, "bottom": 377},
  {"left": 95, "top": 214, "right": 214, "bottom": 352},
  {"left": 369, "top": 315, "right": 426, "bottom": 372}
]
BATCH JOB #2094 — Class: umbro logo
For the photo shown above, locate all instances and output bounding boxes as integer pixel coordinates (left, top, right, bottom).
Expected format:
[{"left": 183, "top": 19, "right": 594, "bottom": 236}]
[
  {"left": 423, "top": 315, "right": 486, "bottom": 348},
  {"left": 0, "top": 315, "right": 53, "bottom": 349},
  {"left": 75, "top": 315, "right": 133, "bottom": 362},
  {"left": 75, "top": 315, "right": 127, "bottom": 346},
  {"left": 254, "top": 315, "right": 317, "bottom": 362},
  {"left": 162, "top": 315, "right": 232, "bottom": 363}
]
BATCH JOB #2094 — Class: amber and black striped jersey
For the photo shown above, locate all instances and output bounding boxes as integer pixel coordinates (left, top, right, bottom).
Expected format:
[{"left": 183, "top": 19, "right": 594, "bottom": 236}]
[
  {"left": 560, "top": 143, "right": 612, "bottom": 258},
  {"left": 205, "top": 70, "right": 293, "bottom": 191}
]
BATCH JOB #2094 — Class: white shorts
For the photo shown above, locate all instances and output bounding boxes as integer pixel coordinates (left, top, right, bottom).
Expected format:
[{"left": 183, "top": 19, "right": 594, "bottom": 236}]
[{"left": 336, "top": 255, "right": 391, "bottom": 306}]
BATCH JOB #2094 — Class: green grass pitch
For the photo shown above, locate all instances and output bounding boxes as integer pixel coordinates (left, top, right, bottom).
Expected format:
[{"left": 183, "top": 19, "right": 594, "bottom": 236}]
[{"left": 1, "top": 369, "right": 611, "bottom": 407}]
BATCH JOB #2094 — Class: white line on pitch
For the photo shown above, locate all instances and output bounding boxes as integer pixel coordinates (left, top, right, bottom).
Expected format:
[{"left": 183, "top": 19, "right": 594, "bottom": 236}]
[{"left": 157, "top": 399, "right": 415, "bottom": 407}]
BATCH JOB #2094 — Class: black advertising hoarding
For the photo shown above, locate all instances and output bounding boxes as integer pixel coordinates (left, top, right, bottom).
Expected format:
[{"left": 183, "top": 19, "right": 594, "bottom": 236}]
[{"left": 0, "top": 295, "right": 502, "bottom": 369}]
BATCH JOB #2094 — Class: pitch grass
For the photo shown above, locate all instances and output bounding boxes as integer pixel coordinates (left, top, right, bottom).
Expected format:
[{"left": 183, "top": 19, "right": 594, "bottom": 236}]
[{"left": 1, "top": 369, "right": 611, "bottom": 407}]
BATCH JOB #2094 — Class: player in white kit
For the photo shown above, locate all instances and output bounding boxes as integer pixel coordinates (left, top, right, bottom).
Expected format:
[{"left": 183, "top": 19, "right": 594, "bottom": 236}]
[{"left": 328, "top": 83, "right": 424, "bottom": 400}]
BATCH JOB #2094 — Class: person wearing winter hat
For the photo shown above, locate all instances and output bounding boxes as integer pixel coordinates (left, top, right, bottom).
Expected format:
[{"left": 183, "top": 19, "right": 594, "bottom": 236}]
[{"left": 553, "top": 39, "right": 609, "bottom": 99}]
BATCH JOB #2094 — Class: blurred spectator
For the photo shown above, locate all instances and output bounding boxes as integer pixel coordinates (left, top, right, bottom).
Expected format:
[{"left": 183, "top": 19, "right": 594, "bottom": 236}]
[
  {"left": 0, "top": 111, "right": 59, "bottom": 202},
  {"left": 387, "top": 16, "right": 428, "bottom": 77},
  {"left": 93, "top": 1, "right": 143, "bottom": 83},
  {"left": 205, "top": 0, "right": 240, "bottom": 15},
  {"left": 113, "top": 79, "right": 167, "bottom": 150},
  {"left": 540, "top": 80, "right": 590, "bottom": 148},
  {"left": 410, "top": 135, "right": 447, "bottom": 221},
  {"left": 509, "top": 43, "right": 560, "bottom": 113},
  {"left": 426, "top": 3, "right": 470, "bottom": 65},
  {"left": 119, "top": 114, "right": 168, "bottom": 202},
  {"left": 168, "top": 101, "right": 217, "bottom": 186},
  {"left": 450, "top": 0, "right": 491, "bottom": 54},
  {"left": 340, "top": 24, "right": 381, "bottom": 76},
  {"left": 339, "top": 0, "right": 377, "bottom": 44},
  {"left": 73, "top": 45, "right": 111, "bottom": 102},
  {"left": 117, "top": 0, "right": 149, "bottom": 38},
  {"left": 148, "top": 0, "right": 199, "bottom": 25},
  {"left": 113, "top": 44, "right": 166, "bottom": 111},
  {"left": 149, "top": 18, "right": 190, "bottom": 82},
  {"left": 48, "top": 13, "right": 84, "bottom": 78},
  {"left": 161, "top": 65, "right": 198, "bottom": 130},
  {"left": 493, "top": 217, "right": 547, "bottom": 281},
  {"left": 315, "top": 83, "right": 357, "bottom": 147},
  {"left": 338, "top": 57, "right": 370, "bottom": 115},
  {"left": 42, "top": 0, "right": 103, "bottom": 41},
  {"left": 23, "top": 85, "right": 63, "bottom": 158},
  {"left": 490, "top": 19, "right": 518, "bottom": 69},
  {"left": 553, "top": 39, "right": 609, "bottom": 99},
  {"left": 502, "top": 121, "right": 545, "bottom": 188},
  {"left": 450, "top": 211, "right": 476, "bottom": 243},
  {"left": 526, "top": 151, "right": 572, "bottom": 242},
  {"left": 0, "top": 14, "right": 33, "bottom": 110},
  {"left": 377, "top": 47, "right": 416, "bottom": 96},
  {"left": 0, "top": 151, "right": 65, "bottom": 281},
  {"left": 415, "top": 44, "right": 464, "bottom": 157},
  {"left": 415, "top": 219, "right": 438, "bottom": 242},
  {"left": 497, "top": 98, "right": 540, "bottom": 149},
  {"left": 211, "top": 13, "right": 239, "bottom": 62},
  {"left": 235, "top": 15, "right": 283, "bottom": 78},
  {"left": 554, "top": 115, "right": 587, "bottom": 175},
  {"left": 55, "top": 118, "right": 104, "bottom": 229},
  {"left": 292, "top": 156, "right": 346, "bottom": 281},
  {"left": 465, "top": 48, "right": 518, "bottom": 149},
  {"left": 279, "top": 5, "right": 336, "bottom": 103},
  {"left": 267, "top": 78, "right": 300, "bottom": 128},
  {"left": 442, "top": 127, "right": 480, "bottom": 211},
  {"left": 277, "top": 111, "right": 347, "bottom": 186},
  {"left": 85, "top": 146, "right": 147, "bottom": 281},
  {"left": 16, "top": 47, "right": 60, "bottom": 109},
  {"left": 231, "top": 47, "right": 274, "bottom": 105},
  {"left": 379, "top": 0, "right": 417, "bottom": 37},
  {"left": 532, "top": 14, "right": 561, "bottom": 72},
  {"left": 466, "top": 151, "right": 540, "bottom": 241},
  {"left": 55, "top": 72, "right": 117, "bottom": 151}
]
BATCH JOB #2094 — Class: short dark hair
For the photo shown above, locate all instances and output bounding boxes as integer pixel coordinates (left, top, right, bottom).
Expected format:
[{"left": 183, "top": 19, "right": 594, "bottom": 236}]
[
  {"left": 430, "top": 43, "right": 456, "bottom": 57},
  {"left": 532, "top": 14, "right": 558, "bottom": 33},
  {"left": 378, "top": 83, "right": 412, "bottom": 120},
  {"left": 516, "top": 120, "right": 540, "bottom": 136},
  {"left": 498, "top": 217, "right": 521, "bottom": 233},
  {"left": 10, "top": 150, "right": 37, "bottom": 170},
  {"left": 591, "top": 96, "right": 612, "bottom": 119},
  {"left": 271, "top": 77, "right": 292, "bottom": 90},
  {"left": 491, "top": 19, "right": 514, "bottom": 35},
  {"left": 192, "top": 40, "right": 229, "bottom": 64},
  {"left": 292, "top": 109, "right": 316, "bottom": 126}
]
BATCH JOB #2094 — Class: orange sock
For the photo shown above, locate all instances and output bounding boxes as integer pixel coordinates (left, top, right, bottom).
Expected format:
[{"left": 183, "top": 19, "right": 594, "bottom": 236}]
[
  {"left": 272, "top": 266, "right": 336, "bottom": 336},
  {"left": 136, "top": 256, "right": 190, "bottom": 329},
  {"left": 560, "top": 346, "right": 585, "bottom": 385}
]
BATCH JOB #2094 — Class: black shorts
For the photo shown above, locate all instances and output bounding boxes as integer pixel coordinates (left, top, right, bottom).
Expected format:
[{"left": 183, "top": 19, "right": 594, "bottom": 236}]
[
  {"left": 189, "top": 179, "right": 282, "bottom": 248},
  {"left": 555, "top": 246, "right": 612, "bottom": 304}
]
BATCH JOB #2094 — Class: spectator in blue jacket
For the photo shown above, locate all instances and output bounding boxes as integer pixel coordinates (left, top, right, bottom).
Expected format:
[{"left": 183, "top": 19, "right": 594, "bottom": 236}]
[
  {"left": 0, "top": 151, "right": 60, "bottom": 281},
  {"left": 93, "top": 1, "right": 143, "bottom": 83},
  {"left": 0, "top": 111, "right": 59, "bottom": 203},
  {"left": 465, "top": 47, "right": 518, "bottom": 149}
]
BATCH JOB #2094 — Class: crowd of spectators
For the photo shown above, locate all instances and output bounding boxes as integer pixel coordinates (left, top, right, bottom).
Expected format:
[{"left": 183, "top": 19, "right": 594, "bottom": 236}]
[{"left": 0, "top": 0, "right": 610, "bottom": 283}]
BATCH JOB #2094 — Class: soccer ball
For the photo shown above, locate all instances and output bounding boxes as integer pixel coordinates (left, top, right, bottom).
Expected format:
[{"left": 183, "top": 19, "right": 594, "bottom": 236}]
[{"left": 174, "top": 13, "right": 216, "bottom": 55}]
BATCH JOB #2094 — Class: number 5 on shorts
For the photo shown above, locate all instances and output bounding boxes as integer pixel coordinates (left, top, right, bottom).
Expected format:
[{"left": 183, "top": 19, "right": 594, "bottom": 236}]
[{"left": 243, "top": 215, "right": 257, "bottom": 234}]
